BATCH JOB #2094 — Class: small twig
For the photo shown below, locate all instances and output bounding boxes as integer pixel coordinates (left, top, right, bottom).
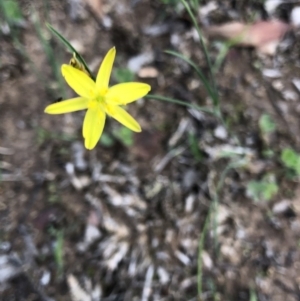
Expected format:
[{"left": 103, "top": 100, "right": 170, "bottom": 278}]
[
  {"left": 154, "top": 146, "right": 186, "bottom": 173},
  {"left": 141, "top": 265, "right": 154, "bottom": 301}
]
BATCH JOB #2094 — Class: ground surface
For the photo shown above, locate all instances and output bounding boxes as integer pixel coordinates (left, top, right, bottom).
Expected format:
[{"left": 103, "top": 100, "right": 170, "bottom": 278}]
[{"left": 2, "top": 0, "right": 300, "bottom": 300}]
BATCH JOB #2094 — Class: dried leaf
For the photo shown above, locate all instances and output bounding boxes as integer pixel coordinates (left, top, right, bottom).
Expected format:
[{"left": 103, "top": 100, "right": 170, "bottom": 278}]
[
  {"left": 206, "top": 20, "right": 291, "bottom": 55},
  {"left": 84, "top": 0, "right": 103, "bottom": 18}
]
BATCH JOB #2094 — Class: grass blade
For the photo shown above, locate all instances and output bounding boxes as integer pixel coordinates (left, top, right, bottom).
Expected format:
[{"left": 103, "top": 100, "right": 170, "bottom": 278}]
[
  {"left": 46, "top": 23, "right": 94, "bottom": 80},
  {"left": 165, "top": 50, "right": 219, "bottom": 108},
  {"left": 197, "top": 207, "right": 211, "bottom": 297},
  {"left": 146, "top": 94, "right": 213, "bottom": 114},
  {"left": 180, "top": 0, "right": 216, "bottom": 93}
]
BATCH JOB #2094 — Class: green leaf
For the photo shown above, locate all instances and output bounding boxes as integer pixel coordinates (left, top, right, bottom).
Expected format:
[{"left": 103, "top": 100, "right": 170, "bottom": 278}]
[
  {"left": 113, "top": 68, "right": 135, "bottom": 83},
  {"left": 100, "top": 132, "right": 114, "bottom": 147},
  {"left": 46, "top": 23, "right": 94, "bottom": 80},
  {"left": 113, "top": 127, "right": 134, "bottom": 147},
  {"left": 249, "top": 288, "right": 258, "bottom": 301},
  {"left": 281, "top": 148, "right": 300, "bottom": 175},
  {"left": 2, "top": 0, "right": 22, "bottom": 22},
  {"left": 53, "top": 230, "right": 64, "bottom": 277},
  {"left": 259, "top": 114, "right": 276, "bottom": 134},
  {"left": 247, "top": 177, "right": 278, "bottom": 202}
]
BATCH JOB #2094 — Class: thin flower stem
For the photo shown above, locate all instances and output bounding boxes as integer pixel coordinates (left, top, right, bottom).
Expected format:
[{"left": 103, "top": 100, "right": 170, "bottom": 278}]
[{"left": 146, "top": 94, "right": 214, "bottom": 114}]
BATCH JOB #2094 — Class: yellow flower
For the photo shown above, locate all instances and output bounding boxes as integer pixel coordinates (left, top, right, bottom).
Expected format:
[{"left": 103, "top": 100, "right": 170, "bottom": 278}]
[{"left": 44, "top": 47, "right": 151, "bottom": 150}]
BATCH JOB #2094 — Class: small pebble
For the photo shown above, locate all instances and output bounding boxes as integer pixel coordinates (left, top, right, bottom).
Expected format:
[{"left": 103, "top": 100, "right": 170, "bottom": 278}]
[
  {"left": 214, "top": 125, "right": 228, "bottom": 140},
  {"left": 157, "top": 267, "right": 170, "bottom": 284},
  {"left": 71, "top": 175, "right": 91, "bottom": 190},
  {"left": 291, "top": 7, "right": 300, "bottom": 27},
  {"left": 40, "top": 270, "right": 51, "bottom": 286},
  {"left": 102, "top": 16, "right": 112, "bottom": 28},
  {"left": 283, "top": 90, "right": 298, "bottom": 101},
  {"left": 143, "top": 24, "right": 170, "bottom": 36},
  {"left": 199, "top": 1, "right": 218, "bottom": 17},
  {"left": 127, "top": 52, "right": 154, "bottom": 73},
  {"left": 272, "top": 80, "right": 283, "bottom": 91},
  {"left": 138, "top": 66, "right": 159, "bottom": 78},
  {"left": 65, "top": 162, "right": 75, "bottom": 175},
  {"left": 272, "top": 200, "right": 291, "bottom": 215},
  {"left": 220, "top": 245, "right": 240, "bottom": 265},
  {"left": 185, "top": 194, "right": 196, "bottom": 213},
  {"left": 262, "top": 69, "right": 282, "bottom": 78},
  {"left": 170, "top": 33, "right": 181, "bottom": 46},
  {"left": 201, "top": 250, "right": 213, "bottom": 270},
  {"left": 182, "top": 169, "right": 197, "bottom": 191}
]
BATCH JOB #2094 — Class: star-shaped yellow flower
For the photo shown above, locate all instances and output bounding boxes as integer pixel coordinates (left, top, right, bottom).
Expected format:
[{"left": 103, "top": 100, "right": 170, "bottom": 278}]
[{"left": 44, "top": 47, "right": 151, "bottom": 150}]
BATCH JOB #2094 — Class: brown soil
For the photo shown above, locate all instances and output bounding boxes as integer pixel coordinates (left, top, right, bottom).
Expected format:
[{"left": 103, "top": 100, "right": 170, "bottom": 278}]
[{"left": 1, "top": 0, "right": 300, "bottom": 300}]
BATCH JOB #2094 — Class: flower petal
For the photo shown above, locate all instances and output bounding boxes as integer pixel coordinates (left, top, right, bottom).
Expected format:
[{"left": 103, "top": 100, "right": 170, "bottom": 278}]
[
  {"left": 106, "top": 83, "right": 151, "bottom": 105},
  {"left": 96, "top": 47, "right": 116, "bottom": 90},
  {"left": 83, "top": 108, "right": 106, "bottom": 150},
  {"left": 61, "top": 65, "right": 95, "bottom": 98},
  {"left": 44, "top": 97, "right": 88, "bottom": 114},
  {"left": 106, "top": 105, "right": 141, "bottom": 132}
]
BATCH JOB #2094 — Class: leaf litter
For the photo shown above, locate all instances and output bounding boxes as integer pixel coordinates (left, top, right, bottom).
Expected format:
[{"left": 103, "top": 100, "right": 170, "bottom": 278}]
[{"left": 2, "top": 1, "right": 300, "bottom": 300}]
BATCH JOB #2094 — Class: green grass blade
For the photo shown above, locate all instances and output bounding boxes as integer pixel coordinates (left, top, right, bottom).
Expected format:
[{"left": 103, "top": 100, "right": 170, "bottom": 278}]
[
  {"left": 213, "top": 42, "right": 232, "bottom": 74},
  {"left": 213, "top": 31, "right": 249, "bottom": 73},
  {"left": 191, "top": 0, "right": 202, "bottom": 13},
  {"left": 146, "top": 94, "right": 213, "bottom": 114},
  {"left": 197, "top": 206, "right": 212, "bottom": 297},
  {"left": 164, "top": 50, "right": 219, "bottom": 107},
  {"left": 46, "top": 23, "right": 94, "bottom": 80},
  {"left": 180, "top": 0, "right": 216, "bottom": 94},
  {"left": 250, "top": 287, "right": 258, "bottom": 301}
]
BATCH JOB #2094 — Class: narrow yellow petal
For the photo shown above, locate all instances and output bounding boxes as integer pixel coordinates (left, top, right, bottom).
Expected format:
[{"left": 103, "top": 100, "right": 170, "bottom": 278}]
[
  {"left": 61, "top": 65, "right": 95, "bottom": 98},
  {"left": 96, "top": 47, "right": 116, "bottom": 90},
  {"left": 106, "top": 83, "right": 151, "bottom": 105},
  {"left": 83, "top": 108, "right": 106, "bottom": 150},
  {"left": 106, "top": 105, "right": 141, "bottom": 132},
  {"left": 44, "top": 97, "right": 88, "bottom": 114}
]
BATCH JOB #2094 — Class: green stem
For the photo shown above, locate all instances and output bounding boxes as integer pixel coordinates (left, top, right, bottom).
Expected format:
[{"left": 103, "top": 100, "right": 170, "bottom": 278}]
[
  {"left": 197, "top": 204, "right": 212, "bottom": 298},
  {"left": 146, "top": 94, "right": 214, "bottom": 114}
]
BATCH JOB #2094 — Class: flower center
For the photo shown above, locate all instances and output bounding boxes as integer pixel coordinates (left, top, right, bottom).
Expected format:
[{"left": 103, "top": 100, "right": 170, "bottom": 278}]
[
  {"left": 96, "top": 94, "right": 105, "bottom": 103},
  {"left": 88, "top": 87, "right": 108, "bottom": 109}
]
